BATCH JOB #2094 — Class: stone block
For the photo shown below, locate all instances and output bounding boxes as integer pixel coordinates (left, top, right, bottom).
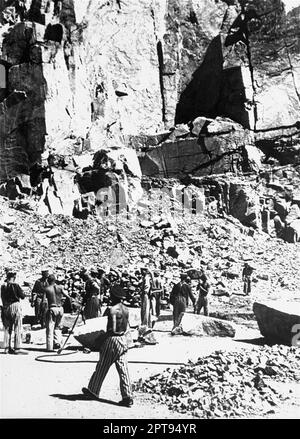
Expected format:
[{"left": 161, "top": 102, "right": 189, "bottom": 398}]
[
  {"left": 73, "top": 317, "right": 135, "bottom": 351},
  {"left": 61, "top": 313, "right": 83, "bottom": 329},
  {"left": 253, "top": 301, "right": 300, "bottom": 346},
  {"left": 179, "top": 313, "right": 236, "bottom": 337}
]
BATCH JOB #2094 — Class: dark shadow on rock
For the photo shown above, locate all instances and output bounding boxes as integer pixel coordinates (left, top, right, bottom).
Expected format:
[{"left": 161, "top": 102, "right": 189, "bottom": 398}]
[
  {"left": 175, "top": 35, "right": 224, "bottom": 124},
  {"left": 234, "top": 337, "right": 267, "bottom": 346},
  {"left": 50, "top": 393, "right": 120, "bottom": 406}
]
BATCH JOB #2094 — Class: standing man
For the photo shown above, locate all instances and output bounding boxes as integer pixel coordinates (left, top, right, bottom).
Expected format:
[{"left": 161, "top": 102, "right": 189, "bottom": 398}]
[
  {"left": 140, "top": 267, "right": 152, "bottom": 328},
  {"left": 195, "top": 273, "right": 210, "bottom": 316},
  {"left": 82, "top": 286, "right": 133, "bottom": 407},
  {"left": 31, "top": 268, "right": 49, "bottom": 327},
  {"left": 242, "top": 263, "right": 254, "bottom": 295},
  {"left": 170, "top": 273, "right": 196, "bottom": 329},
  {"left": 44, "top": 274, "right": 70, "bottom": 351},
  {"left": 150, "top": 270, "right": 163, "bottom": 319},
  {"left": 1, "top": 271, "right": 27, "bottom": 354},
  {"left": 81, "top": 270, "right": 101, "bottom": 319}
]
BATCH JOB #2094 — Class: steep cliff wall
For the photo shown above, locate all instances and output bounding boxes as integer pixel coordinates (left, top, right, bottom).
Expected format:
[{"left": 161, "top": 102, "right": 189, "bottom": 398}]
[{"left": 0, "top": 0, "right": 299, "bottom": 218}]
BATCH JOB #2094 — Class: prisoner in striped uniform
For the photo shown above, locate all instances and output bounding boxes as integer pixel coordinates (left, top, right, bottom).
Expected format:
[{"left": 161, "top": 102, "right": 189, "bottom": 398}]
[
  {"left": 1, "top": 271, "right": 27, "bottom": 355},
  {"left": 82, "top": 284, "right": 133, "bottom": 407}
]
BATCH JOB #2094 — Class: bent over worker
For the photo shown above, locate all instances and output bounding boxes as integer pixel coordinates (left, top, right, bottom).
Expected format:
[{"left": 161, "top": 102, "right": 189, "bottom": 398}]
[
  {"left": 170, "top": 273, "right": 195, "bottom": 328},
  {"left": 44, "top": 274, "right": 70, "bottom": 351},
  {"left": 82, "top": 286, "right": 133, "bottom": 407},
  {"left": 1, "top": 271, "right": 27, "bottom": 355}
]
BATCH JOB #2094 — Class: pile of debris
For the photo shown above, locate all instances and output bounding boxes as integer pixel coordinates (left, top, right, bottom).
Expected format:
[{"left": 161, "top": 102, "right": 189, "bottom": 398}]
[
  {"left": 138, "top": 345, "right": 300, "bottom": 418},
  {"left": 0, "top": 194, "right": 299, "bottom": 319}
]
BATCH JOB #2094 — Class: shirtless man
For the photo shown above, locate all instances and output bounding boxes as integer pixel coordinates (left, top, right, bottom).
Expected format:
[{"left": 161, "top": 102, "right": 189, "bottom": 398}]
[
  {"left": 82, "top": 285, "right": 133, "bottom": 407},
  {"left": 44, "top": 274, "right": 70, "bottom": 351}
]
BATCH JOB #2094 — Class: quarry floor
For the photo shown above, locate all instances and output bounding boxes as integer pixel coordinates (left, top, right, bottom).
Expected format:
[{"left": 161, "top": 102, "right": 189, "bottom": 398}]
[{"left": 1, "top": 300, "right": 300, "bottom": 420}]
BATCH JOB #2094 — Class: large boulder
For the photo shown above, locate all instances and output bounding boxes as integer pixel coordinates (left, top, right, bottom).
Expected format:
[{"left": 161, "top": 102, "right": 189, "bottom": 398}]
[
  {"left": 253, "top": 301, "right": 300, "bottom": 345},
  {"left": 228, "top": 182, "right": 261, "bottom": 228},
  {"left": 285, "top": 219, "right": 300, "bottom": 243},
  {"left": 61, "top": 313, "right": 83, "bottom": 329},
  {"left": 139, "top": 124, "right": 254, "bottom": 178},
  {"left": 178, "top": 313, "right": 236, "bottom": 337},
  {"left": 73, "top": 317, "right": 135, "bottom": 351}
]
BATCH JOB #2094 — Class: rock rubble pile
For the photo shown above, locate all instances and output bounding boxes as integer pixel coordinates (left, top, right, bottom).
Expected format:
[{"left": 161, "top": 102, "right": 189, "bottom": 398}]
[
  {"left": 139, "top": 345, "right": 300, "bottom": 418},
  {"left": 0, "top": 195, "right": 299, "bottom": 319}
]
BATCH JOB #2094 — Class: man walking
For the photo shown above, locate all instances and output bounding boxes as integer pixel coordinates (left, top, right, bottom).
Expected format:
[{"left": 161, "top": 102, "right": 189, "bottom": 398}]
[
  {"left": 44, "top": 274, "right": 69, "bottom": 351},
  {"left": 82, "top": 286, "right": 133, "bottom": 407},
  {"left": 31, "top": 268, "right": 49, "bottom": 327},
  {"left": 195, "top": 273, "right": 210, "bottom": 316},
  {"left": 170, "top": 273, "right": 196, "bottom": 328},
  {"left": 1, "top": 271, "right": 27, "bottom": 354}
]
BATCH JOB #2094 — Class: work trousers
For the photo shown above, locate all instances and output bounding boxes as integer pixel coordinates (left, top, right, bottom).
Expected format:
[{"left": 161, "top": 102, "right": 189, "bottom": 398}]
[
  {"left": 173, "top": 296, "right": 186, "bottom": 328},
  {"left": 1, "top": 302, "right": 22, "bottom": 350},
  {"left": 196, "top": 296, "right": 208, "bottom": 316},
  {"left": 243, "top": 276, "right": 251, "bottom": 295},
  {"left": 46, "top": 306, "right": 64, "bottom": 351},
  {"left": 35, "top": 297, "right": 48, "bottom": 328},
  {"left": 88, "top": 334, "right": 132, "bottom": 400},
  {"left": 141, "top": 293, "right": 151, "bottom": 327},
  {"left": 150, "top": 292, "right": 161, "bottom": 318},
  {"left": 84, "top": 296, "right": 100, "bottom": 320}
]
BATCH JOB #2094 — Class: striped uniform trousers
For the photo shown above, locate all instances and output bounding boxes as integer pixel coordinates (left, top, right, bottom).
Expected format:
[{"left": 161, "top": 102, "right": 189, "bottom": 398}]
[
  {"left": 1, "top": 302, "right": 22, "bottom": 350},
  {"left": 88, "top": 334, "right": 132, "bottom": 399}
]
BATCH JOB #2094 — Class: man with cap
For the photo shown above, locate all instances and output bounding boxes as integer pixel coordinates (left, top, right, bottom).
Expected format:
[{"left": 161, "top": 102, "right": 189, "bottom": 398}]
[
  {"left": 169, "top": 273, "right": 196, "bottom": 328},
  {"left": 44, "top": 274, "right": 70, "bottom": 351},
  {"left": 1, "top": 271, "right": 27, "bottom": 354},
  {"left": 31, "top": 268, "right": 49, "bottom": 327},
  {"left": 82, "top": 283, "right": 133, "bottom": 407}
]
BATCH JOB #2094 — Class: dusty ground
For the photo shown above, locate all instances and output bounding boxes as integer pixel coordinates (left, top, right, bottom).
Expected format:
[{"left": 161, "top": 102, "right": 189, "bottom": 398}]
[{"left": 1, "top": 300, "right": 299, "bottom": 419}]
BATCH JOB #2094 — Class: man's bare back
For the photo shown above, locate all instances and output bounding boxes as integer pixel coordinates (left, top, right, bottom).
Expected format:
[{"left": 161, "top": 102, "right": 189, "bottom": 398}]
[{"left": 105, "top": 303, "right": 129, "bottom": 335}]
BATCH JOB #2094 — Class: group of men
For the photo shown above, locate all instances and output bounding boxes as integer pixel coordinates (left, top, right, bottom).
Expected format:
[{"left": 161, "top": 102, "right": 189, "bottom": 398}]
[{"left": 0, "top": 262, "right": 253, "bottom": 408}]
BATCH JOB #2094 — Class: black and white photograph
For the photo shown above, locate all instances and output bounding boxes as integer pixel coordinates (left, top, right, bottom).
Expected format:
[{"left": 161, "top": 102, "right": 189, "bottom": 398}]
[{"left": 0, "top": 0, "right": 299, "bottom": 425}]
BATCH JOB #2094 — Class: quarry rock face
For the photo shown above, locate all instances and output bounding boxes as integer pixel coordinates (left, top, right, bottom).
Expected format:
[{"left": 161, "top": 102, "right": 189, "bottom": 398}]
[
  {"left": 0, "top": 0, "right": 299, "bottom": 217},
  {"left": 253, "top": 301, "right": 300, "bottom": 345}
]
